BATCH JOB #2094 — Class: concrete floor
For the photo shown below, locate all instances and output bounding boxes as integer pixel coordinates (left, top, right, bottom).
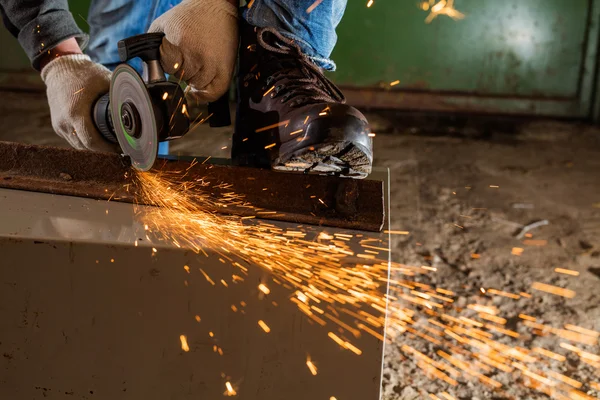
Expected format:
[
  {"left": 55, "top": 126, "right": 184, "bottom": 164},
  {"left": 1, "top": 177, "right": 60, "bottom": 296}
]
[{"left": 1, "top": 90, "right": 600, "bottom": 399}]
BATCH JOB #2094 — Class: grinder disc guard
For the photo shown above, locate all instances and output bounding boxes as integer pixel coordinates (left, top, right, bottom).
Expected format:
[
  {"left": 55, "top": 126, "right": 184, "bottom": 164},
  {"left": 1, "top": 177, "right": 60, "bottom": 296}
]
[{"left": 110, "top": 64, "right": 158, "bottom": 171}]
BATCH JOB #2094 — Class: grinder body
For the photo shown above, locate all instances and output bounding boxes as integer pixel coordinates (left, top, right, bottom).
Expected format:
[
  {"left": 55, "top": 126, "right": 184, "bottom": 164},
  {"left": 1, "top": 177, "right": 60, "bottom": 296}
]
[
  {"left": 94, "top": 80, "right": 190, "bottom": 145},
  {"left": 94, "top": 32, "right": 190, "bottom": 145},
  {"left": 94, "top": 32, "right": 235, "bottom": 171}
]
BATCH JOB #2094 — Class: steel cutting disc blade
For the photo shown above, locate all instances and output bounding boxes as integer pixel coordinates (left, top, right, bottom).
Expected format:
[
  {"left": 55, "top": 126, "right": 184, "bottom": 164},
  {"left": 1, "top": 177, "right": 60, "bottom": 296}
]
[{"left": 110, "top": 64, "right": 157, "bottom": 171}]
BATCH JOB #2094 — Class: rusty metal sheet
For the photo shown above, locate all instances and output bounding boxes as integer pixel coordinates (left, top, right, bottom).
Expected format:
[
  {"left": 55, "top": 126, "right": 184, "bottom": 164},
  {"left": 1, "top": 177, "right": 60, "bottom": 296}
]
[{"left": 0, "top": 141, "right": 384, "bottom": 232}]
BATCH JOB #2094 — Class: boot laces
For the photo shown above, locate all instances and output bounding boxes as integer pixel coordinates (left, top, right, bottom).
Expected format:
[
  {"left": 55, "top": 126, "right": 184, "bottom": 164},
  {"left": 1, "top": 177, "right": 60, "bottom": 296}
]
[{"left": 256, "top": 28, "right": 345, "bottom": 107}]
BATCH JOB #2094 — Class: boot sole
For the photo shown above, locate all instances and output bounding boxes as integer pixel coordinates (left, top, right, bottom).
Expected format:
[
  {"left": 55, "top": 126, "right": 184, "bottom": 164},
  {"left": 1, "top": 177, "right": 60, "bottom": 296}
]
[{"left": 273, "top": 140, "right": 373, "bottom": 179}]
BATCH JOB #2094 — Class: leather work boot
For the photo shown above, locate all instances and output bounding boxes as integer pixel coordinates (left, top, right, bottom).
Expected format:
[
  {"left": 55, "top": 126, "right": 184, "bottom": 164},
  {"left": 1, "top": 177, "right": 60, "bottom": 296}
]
[{"left": 232, "top": 22, "right": 373, "bottom": 179}]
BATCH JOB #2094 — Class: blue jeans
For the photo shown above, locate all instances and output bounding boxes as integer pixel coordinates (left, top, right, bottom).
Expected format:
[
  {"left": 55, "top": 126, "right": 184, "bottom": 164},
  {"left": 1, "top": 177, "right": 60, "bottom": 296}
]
[
  {"left": 243, "top": 0, "right": 347, "bottom": 71},
  {"left": 85, "top": 0, "right": 348, "bottom": 153}
]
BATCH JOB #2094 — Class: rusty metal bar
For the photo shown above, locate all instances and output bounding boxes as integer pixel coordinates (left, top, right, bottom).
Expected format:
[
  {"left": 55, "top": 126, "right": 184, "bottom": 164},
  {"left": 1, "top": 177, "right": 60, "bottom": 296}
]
[
  {"left": 0, "top": 141, "right": 384, "bottom": 231},
  {"left": 340, "top": 87, "right": 582, "bottom": 118}
]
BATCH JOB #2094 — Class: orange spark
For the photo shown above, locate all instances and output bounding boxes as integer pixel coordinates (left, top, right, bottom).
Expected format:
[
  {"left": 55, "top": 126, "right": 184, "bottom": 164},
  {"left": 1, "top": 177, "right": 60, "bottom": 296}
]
[
  {"left": 531, "top": 282, "right": 576, "bottom": 299},
  {"left": 263, "top": 86, "right": 275, "bottom": 96},
  {"left": 258, "top": 320, "right": 271, "bottom": 333},
  {"left": 255, "top": 120, "right": 290, "bottom": 133},
  {"left": 564, "top": 324, "right": 599, "bottom": 338},
  {"left": 225, "top": 381, "right": 237, "bottom": 396},
  {"left": 258, "top": 283, "right": 271, "bottom": 295},
  {"left": 487, "top": 288, "right": 520, "bottom": 299},
  {"left": 306, "top": 358, "right": 318, "bottom": 375},
  {"left": 179, "top": 335, "right": 190, "bottom": 352},
  {"left": 555, "top": 268, "right": 579, "bottom": 276},
  {"left": 306, "top": 0, "right": 323, "bottom": 13},
  {"left": 511, "top": 247, "right": 524, "bottom": 256},
  {"left": 519, "top": 314, "right": 536, "bottom": 322}
]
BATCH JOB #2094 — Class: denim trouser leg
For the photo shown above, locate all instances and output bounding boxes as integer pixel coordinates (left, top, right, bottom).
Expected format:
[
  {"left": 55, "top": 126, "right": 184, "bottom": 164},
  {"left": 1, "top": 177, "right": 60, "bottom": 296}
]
[
  {"left": 85, "top": 0, "right": 348, "bottom": 155},
  {"left": 243, "top": 0, "right": 348, "bottom": 70},
  {"left": 86, "top": 0, "right": 182, "bottom": 155},
  {"left": 86, "top": 0, "right": 183, "bottom": 71}
]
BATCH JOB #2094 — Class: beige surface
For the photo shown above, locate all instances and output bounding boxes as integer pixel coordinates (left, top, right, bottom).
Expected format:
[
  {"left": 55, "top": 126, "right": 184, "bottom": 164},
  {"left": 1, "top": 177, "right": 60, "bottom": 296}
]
[{"left": 0, "top": 187, "right": 389, "bottom": 400}]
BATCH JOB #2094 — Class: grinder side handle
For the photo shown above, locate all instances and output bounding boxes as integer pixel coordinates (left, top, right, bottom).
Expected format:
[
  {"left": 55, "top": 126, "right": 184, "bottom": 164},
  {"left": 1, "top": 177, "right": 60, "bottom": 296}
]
[
  {"left": 118, "top": 32, "right": 164, "bottom": 65},
  {"left": 118, "top": 33, "right": 167, "bottom": 84}
]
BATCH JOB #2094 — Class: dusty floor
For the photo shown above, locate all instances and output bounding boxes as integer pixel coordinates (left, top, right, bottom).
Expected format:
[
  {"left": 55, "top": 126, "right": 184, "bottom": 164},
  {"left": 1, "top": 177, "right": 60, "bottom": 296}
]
[{"left": 1, "top": 91, "right": 599, "bottom": 399}]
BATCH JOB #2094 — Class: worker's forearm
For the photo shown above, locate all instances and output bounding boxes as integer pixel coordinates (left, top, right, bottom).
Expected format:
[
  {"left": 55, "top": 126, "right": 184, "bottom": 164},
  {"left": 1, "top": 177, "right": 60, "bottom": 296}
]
[
  {"left": 38, "top": 38, "right": 83, "bottom": 71},
  {"left": 0, "top": 0, "right": 88, "bottom": 70}
]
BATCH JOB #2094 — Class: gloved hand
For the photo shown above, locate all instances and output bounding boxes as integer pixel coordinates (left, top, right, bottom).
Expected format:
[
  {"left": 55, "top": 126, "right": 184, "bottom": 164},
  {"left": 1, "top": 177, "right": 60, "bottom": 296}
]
[
  {"left": 149, "top": 0, "right": 238, "bottom": 103},
  {"left": 41, "top": 54, "right": 118, "bottom": 153}
]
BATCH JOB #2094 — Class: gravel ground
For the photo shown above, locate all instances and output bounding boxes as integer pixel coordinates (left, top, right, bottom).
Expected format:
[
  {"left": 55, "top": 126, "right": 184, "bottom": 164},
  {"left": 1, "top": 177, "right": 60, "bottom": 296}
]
[
  {"left": 1, "top": 91, "right": 599, "bottom": 399},
  {"left": 376, "top": 124, "right": 600, "bottom": 399}
]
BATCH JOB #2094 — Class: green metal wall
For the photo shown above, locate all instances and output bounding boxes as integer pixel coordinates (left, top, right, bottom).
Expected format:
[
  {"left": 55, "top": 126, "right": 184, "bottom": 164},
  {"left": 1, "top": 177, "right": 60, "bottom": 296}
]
[
  {"left": 334, "top": 0, "right": 587, "bottom": 97},
  {"left": 331, "top": 0, "right": 600, "bottom": 117},
  {"left": 1, "top": 1, "right": 600, "bottom": 118}
]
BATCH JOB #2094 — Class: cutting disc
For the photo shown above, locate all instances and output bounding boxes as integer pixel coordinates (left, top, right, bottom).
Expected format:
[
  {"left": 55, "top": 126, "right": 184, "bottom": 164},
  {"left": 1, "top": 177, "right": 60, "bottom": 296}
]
[{"left": 110, "top": 64, "right": 158, "bottom": 171}]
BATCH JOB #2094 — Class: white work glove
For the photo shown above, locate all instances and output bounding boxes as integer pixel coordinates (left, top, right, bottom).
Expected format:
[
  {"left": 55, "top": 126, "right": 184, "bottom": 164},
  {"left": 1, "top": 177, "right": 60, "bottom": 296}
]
[
  {"left": 41, "top": 54, "right": 118, "bottom": 153},
  {"left": 149, "top": 0, "right": 238, "bottom": 103}
]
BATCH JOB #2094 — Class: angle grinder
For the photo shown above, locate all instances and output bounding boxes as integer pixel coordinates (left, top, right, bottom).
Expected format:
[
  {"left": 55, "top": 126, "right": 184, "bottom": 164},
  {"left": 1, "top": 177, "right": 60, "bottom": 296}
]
[{"left": 93, "top": 32, "right": 231, "bottom": 171}]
